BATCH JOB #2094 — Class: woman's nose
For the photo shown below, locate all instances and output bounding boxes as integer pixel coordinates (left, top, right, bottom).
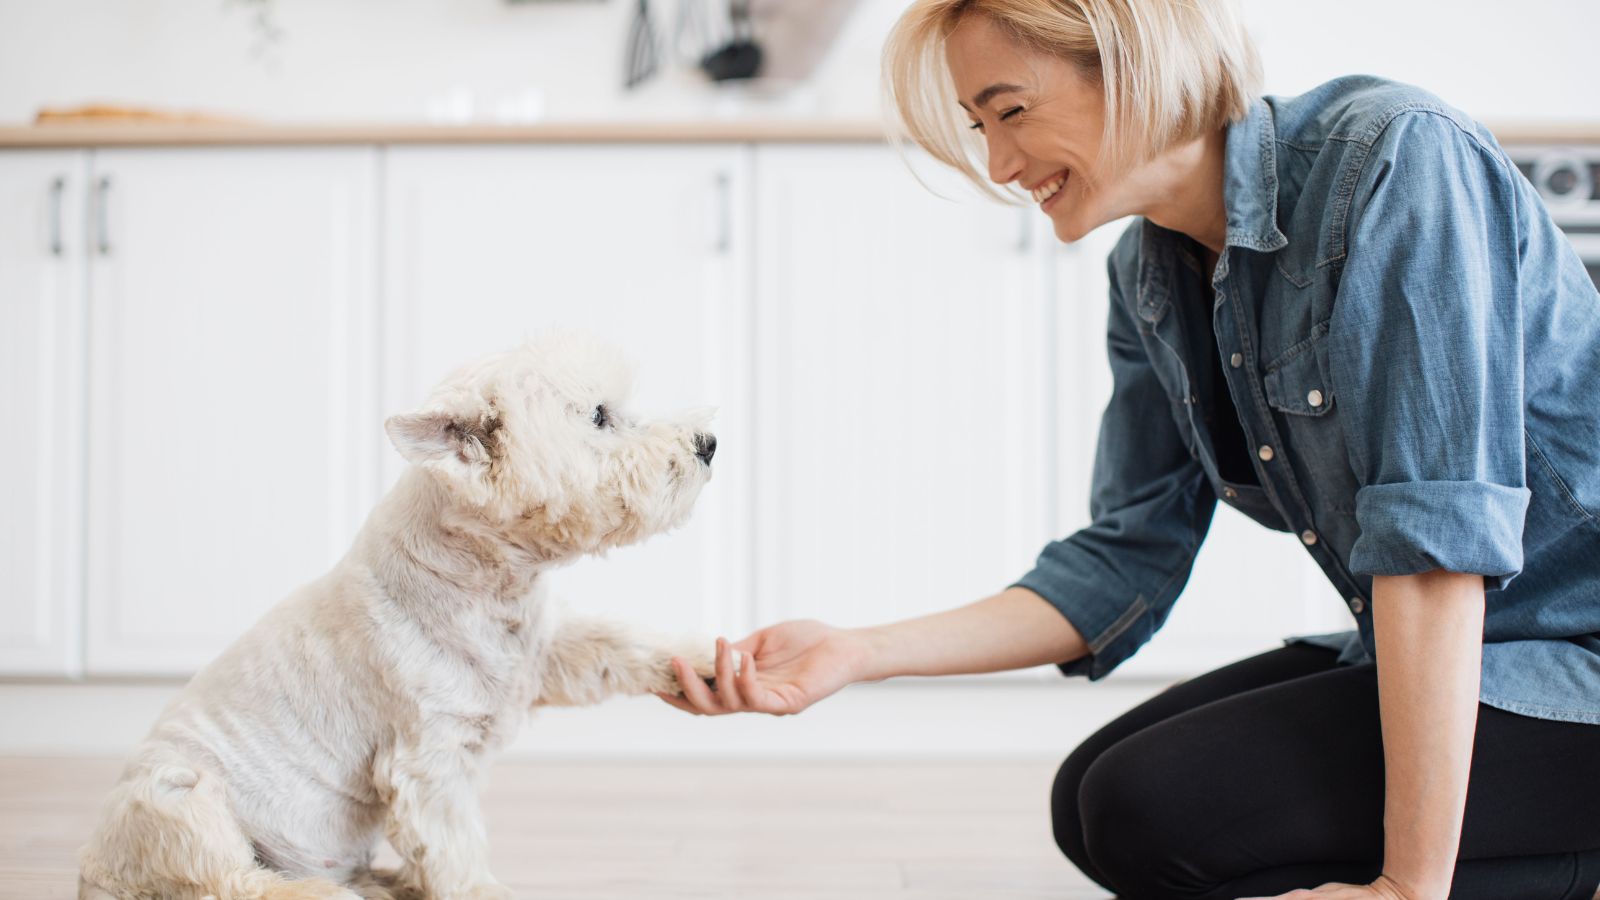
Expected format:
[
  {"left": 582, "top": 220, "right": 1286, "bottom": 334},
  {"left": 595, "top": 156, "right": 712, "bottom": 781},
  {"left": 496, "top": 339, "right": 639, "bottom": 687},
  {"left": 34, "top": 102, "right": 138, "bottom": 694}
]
[{"left": 985, "top": 132, "right": 1026, "bottom": 187}]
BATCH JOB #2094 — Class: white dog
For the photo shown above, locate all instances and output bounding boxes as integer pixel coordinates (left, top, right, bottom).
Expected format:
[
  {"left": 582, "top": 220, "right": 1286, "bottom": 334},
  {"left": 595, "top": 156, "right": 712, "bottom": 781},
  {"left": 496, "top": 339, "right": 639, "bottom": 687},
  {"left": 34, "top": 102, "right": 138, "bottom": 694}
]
[{"left": 79, "top": 334, "right": 719, "bottom": 900}]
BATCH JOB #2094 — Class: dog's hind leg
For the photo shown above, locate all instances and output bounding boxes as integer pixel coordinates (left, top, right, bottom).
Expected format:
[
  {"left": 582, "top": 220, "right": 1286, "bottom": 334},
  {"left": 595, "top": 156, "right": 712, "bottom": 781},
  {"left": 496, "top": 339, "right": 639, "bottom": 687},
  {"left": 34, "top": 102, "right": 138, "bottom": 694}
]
[
  {"left": 78, "top": 756, "right": 364, "bottom": 900},
  {"left": 346, "top": 868, "right": 402, "bottom": 900}
]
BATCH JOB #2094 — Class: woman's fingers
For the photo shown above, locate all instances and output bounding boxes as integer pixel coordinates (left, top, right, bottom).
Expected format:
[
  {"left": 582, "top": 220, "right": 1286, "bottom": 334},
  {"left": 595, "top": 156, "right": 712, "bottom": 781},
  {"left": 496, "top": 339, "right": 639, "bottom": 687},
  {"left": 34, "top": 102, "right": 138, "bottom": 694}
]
[
  {"left": 737, "top": 649, "right": 782, "bottom": 713},
  {"left": 714, "top": 637, "right": 743, "bottom": 711},
  {"left": 667, "top": 638, "right": 800, "bottom": 716},
  {"left": 654, "top": 691, "right": 701, "bottom": 714},
  {"left": 673, "top": 656, "right": 723, "bottom": 713}
]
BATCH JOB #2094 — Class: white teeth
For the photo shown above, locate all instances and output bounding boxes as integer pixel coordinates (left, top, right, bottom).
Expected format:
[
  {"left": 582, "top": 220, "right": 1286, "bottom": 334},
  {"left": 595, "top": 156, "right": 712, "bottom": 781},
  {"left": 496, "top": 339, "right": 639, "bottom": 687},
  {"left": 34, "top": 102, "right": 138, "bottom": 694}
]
[{"left": 1030, "top": 173, "right": 1067, "bottom": 204}]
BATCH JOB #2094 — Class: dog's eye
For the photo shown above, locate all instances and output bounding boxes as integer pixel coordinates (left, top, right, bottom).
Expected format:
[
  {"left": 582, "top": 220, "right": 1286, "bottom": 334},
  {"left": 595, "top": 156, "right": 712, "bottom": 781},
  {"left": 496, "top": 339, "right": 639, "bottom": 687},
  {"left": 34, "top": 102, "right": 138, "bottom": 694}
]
[{"left": 592, "top": 405, "right": 611, "bottom": 430}]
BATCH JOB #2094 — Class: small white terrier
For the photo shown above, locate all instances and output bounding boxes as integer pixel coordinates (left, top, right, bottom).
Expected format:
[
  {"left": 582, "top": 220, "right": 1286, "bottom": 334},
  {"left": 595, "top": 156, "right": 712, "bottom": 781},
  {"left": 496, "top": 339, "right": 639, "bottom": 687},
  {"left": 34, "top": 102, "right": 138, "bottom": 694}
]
[{"left": 79, "top": 334, "right": 720, "bottom": 900}]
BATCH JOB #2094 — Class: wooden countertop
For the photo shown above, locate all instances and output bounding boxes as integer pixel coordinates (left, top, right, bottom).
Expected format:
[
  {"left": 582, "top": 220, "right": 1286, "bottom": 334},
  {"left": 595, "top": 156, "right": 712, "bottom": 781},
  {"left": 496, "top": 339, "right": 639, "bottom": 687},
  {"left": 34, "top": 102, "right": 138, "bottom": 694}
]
[
  {"left": 0, "top": 120, "right": 891, "bottom": 147},
  {"left": 2, "top": 119, "right": 1598, "bottom": 148}
]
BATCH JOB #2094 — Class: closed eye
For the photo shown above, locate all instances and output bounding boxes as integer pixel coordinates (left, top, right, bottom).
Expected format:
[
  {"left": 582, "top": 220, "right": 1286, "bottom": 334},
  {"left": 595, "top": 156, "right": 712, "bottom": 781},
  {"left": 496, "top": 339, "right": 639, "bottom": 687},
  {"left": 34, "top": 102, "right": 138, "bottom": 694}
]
[{"left": 967, "top": 106, "right": 1024, "bottom": 133}]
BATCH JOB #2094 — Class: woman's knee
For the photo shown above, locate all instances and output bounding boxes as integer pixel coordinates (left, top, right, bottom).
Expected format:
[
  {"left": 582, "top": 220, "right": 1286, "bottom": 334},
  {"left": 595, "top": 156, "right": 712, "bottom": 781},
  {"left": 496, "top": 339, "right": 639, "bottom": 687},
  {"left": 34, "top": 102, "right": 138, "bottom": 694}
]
[
  {"left": 1075, "top": 732, "right": 1215, "bottom": 899},
  {"left": 1049, "top": 740, "right": 1097, "bottom": 866}
]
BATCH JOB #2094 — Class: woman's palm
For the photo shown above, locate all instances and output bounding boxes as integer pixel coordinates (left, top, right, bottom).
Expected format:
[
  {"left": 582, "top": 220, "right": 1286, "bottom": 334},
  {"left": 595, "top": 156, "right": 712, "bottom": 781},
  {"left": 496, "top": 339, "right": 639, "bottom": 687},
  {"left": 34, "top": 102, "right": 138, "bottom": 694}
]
[{"left": 731, "top": 620, "right": 858, "bottom": 714}]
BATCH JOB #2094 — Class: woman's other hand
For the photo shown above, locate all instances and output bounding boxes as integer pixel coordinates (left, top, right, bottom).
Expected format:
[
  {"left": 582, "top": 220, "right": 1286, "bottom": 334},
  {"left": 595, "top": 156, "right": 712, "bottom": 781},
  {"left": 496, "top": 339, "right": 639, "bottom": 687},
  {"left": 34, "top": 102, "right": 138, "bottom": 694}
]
[
  {"left": 1240, "top": 874, "right": 1426, "bottom": 900},
  {"left": 658, "top": 620, "right": 867, "bottom": 716}
]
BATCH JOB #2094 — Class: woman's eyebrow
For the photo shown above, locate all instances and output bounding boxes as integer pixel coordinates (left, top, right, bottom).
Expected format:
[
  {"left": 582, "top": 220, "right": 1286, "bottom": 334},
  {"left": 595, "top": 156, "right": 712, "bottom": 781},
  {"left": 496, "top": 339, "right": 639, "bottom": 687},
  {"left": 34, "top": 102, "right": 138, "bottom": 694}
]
[{"left": 963, "top": 83, "right": 1026, "bottom": 112}]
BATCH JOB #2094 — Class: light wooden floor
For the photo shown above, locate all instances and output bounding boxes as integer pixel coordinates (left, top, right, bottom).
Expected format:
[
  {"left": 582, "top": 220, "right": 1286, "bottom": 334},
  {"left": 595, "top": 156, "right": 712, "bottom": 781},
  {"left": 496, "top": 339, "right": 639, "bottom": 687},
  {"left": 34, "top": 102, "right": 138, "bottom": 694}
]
[{"left": 0, "top": 756, "right": 1110, "bottom": 900}]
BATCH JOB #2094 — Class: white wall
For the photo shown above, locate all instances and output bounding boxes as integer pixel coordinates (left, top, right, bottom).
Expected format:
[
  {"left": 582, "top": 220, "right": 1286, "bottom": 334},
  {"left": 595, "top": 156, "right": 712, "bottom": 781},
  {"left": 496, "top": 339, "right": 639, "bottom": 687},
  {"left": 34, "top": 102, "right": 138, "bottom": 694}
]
[{"left": 0, "top": 0, "right": 1596, "bottom": 125}]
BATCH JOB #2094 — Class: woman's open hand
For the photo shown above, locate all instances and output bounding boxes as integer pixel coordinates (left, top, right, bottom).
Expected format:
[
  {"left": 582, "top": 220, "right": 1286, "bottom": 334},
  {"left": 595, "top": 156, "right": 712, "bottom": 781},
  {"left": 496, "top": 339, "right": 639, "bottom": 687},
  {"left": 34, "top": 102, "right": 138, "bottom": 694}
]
[
  {"left": 658, "top": 619, "right": 867, "bottom": 716},
  {"left": 1240, "top": 874, "right": 1424, "bottom": 900}
]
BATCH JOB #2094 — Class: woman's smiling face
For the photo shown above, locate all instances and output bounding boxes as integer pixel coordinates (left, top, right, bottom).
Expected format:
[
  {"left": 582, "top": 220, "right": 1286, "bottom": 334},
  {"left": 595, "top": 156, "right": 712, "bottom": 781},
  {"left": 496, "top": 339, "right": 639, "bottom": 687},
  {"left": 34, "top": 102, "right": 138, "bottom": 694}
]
[{"left": 944, "top": 13, "right": 1123, "bottom": 243}]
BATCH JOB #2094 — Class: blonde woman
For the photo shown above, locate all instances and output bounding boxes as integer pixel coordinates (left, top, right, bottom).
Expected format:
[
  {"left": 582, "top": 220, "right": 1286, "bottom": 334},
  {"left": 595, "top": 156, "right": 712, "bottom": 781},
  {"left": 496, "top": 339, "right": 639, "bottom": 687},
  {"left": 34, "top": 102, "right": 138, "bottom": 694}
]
[{"left": 661, "top": 1, "right": 1600, "bottom": 898}]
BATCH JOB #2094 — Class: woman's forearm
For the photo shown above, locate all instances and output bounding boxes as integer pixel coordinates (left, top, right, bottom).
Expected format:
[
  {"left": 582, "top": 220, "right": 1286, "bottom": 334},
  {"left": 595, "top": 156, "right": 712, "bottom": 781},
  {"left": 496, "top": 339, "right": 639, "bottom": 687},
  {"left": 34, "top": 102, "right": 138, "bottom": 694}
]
[
  {"left": 851, "top": 586, "right": 1090, "bottom": 681},
  {"left": 1372, "top": 570, "right": 1485, "bottom": 900}
]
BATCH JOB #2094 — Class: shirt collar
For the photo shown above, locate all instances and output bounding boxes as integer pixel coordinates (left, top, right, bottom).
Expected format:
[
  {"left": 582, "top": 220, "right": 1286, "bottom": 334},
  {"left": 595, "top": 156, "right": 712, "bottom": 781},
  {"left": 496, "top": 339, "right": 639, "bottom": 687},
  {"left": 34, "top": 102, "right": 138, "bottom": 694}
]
[
  {"left": 1133, "top": 97, "right": 1287, "bottom": 321},
  {"left": 1222, "top": 98, "right": 1288, "bottom": 253}
]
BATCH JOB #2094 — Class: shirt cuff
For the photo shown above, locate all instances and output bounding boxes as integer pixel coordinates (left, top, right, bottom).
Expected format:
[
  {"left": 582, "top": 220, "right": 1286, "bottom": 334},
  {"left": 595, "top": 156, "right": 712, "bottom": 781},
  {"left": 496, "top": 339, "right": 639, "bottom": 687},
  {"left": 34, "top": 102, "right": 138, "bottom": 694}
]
[
  {"left": 1349, "top": 480, "right": 1530, "bottom": 588},
  {"left": 1012, "top": 563, "right": 1152, "bottom": 681}
]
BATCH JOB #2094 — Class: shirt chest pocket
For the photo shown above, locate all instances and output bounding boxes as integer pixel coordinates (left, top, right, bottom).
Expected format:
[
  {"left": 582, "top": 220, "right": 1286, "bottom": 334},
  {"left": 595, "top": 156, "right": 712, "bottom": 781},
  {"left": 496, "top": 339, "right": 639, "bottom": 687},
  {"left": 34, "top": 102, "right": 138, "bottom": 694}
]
[
  {"left": 1262, "top": 322, "right": 1358, "bottom": 514},
  {"left": 1263, "top": 322, "right": 1335, "bottom": 416}
]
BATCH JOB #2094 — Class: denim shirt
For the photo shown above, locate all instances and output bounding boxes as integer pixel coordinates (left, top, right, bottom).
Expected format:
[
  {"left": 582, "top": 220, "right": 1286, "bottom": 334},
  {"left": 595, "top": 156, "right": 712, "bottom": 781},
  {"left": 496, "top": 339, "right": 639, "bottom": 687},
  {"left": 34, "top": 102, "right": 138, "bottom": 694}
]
[{"left": 1014, "top": 76, "right": 1600, "bottom": 725}]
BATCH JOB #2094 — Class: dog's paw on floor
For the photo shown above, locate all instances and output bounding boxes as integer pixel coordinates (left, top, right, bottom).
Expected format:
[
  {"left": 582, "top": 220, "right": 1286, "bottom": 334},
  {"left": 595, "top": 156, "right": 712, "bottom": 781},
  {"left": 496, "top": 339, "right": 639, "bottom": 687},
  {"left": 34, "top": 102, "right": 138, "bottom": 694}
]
[{"left": 257, "top": 877, "right": 365, "bottom": 900}]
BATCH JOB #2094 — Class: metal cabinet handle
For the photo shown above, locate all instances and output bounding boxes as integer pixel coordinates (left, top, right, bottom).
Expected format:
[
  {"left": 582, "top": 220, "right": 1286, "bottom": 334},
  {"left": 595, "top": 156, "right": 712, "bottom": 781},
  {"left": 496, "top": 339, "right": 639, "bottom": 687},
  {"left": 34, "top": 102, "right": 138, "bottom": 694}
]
[
  {"left": 712, "top": 170, "right": 732, "bottom": 255},
  {"left": 95, "top": 175, "right": 112, "bottom": 256},
  {"left": 49, "top": 176, "right": 65, "bottom": 256}
]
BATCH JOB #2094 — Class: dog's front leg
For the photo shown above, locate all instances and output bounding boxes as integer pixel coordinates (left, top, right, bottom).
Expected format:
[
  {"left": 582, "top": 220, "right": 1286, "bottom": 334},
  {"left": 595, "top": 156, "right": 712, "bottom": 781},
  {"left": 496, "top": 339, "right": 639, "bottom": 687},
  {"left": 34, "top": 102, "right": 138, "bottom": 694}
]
[
  {"left": 534, "top": 616, "right": 717, "bottom": 707},
  {"left": 373, "top": 744, "right": 507, "bottom": 900}
]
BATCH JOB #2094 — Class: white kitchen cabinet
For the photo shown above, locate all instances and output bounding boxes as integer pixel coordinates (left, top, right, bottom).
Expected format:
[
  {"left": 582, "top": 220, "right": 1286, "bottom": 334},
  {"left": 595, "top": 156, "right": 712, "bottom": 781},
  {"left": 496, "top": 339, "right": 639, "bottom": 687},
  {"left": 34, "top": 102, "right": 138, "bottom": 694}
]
[
  {"left": 751, "top": 145, "right": 1058, "bottom": 633},
  {"left": 383, "top": 145, "right": 752, "bottom": 636},
  {"left": 0, "top": 151, "right": 88, "bottom": 676},
  {"left": 83, "top": 148, "right": 379, "bottom": 675}
]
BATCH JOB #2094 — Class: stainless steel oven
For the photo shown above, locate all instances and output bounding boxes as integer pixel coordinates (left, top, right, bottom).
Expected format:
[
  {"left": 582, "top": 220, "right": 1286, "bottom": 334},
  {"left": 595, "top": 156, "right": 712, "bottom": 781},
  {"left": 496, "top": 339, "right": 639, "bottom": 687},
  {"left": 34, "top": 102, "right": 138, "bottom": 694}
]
[{"left": 1510, "top": 146, "right": 1600, "bottom": 289}]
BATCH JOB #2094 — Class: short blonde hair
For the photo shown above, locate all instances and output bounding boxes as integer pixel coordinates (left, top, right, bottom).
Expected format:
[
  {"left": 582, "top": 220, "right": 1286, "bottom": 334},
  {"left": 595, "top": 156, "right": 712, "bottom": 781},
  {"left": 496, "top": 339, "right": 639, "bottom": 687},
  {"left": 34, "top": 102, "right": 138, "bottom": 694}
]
[{"left": 883, "top": 0, "right": 1262, "bottom": 195}]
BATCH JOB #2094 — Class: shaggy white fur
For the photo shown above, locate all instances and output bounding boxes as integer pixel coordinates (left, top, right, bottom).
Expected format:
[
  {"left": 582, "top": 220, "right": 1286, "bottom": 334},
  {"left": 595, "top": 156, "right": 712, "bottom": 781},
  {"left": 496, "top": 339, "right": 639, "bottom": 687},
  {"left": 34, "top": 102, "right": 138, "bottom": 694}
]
[{"left": 78, "top": 334, "right": 719, "bottom": 900}]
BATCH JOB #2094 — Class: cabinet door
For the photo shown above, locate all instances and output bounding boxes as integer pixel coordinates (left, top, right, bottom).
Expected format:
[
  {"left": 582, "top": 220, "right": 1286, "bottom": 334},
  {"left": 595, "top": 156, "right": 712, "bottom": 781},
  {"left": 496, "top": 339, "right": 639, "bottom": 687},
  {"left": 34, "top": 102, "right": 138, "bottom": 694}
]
[
  {"left": 84, "top": 149, "right": 378, "bottom": 675},
  {"left": 383, "top": 145, "right": 750, "bottom": 636},
  {"left": 752, "top": 145, "right": 1055, "bottom": 630},
  {"left": 0, "top": 151, "right": 87, "bottom": 676}
]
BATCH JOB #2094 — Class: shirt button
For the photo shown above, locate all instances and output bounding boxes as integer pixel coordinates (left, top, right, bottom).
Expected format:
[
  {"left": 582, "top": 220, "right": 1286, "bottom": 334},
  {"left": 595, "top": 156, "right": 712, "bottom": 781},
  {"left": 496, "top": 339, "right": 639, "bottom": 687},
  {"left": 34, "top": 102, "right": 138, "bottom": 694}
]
[
  {"left": 1223, "top": 486, "right": 1238, "bottom": 500},
  {"left": 1306, "top": 389, "right": 1324, "bottom": 408},
  {"left": 1349, "top": 597, "right": 1366, "bottom": 615},
  {"left": 1301, "top": 530, "right": 1318, "bottom": 546},
  {"left": 1257, "top": 444, "right": 1275, "bottom": 462},
  {"left": 1229, "top": 352, "right": 1243, "bottom": 368}
]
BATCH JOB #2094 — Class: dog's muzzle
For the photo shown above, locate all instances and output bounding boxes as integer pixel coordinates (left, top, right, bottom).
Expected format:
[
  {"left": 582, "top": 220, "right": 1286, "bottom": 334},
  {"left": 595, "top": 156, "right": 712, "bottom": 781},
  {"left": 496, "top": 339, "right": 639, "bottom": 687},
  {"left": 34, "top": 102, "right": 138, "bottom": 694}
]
[{"left": 693, "top": 432, "right": 717, "bottom": 465}]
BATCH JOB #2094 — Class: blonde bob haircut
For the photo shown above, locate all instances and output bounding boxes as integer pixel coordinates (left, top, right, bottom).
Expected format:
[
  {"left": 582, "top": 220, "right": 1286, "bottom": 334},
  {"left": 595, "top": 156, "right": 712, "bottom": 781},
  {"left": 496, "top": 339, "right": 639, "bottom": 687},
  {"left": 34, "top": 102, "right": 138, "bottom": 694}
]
[{"left": 884, "top": 0, "right": 1262, "bottom": 196}]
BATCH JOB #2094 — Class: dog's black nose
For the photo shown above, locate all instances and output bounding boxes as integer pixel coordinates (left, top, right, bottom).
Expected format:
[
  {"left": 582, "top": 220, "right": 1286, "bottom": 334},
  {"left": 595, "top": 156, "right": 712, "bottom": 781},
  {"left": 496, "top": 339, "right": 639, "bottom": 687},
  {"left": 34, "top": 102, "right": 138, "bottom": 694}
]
[{"left": 693, "top": 432, "right": 717, "bottom": 465}]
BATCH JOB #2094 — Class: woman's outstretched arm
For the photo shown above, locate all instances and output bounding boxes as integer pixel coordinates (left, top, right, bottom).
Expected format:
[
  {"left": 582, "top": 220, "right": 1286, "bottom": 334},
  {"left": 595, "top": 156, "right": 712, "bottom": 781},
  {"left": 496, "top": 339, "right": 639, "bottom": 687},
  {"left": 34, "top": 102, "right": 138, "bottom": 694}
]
[{"left": 660, "top": 586, "right": 1089, "bottom": 716}]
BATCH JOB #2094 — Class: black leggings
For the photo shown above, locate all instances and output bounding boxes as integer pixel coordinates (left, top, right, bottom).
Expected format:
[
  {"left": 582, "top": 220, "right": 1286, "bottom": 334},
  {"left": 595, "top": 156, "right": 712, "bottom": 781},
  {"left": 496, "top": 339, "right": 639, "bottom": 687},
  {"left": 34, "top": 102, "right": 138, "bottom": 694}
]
[{"left": 1051, "top": 644, "right": 1600, "bottom": 900}]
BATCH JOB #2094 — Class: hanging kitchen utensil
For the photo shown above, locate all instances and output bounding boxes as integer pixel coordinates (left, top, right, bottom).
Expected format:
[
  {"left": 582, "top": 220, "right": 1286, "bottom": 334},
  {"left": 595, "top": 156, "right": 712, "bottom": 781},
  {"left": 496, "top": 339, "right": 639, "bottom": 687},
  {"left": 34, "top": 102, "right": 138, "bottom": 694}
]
[
  {"left": 623, "top": 0, "right": 659, "bottom": 90},
  {"left": 700, "top": 0, "right": 763, "bottom": 82},
  {"left": 672, "top": 0, "right": 713, "bottom": 66}
]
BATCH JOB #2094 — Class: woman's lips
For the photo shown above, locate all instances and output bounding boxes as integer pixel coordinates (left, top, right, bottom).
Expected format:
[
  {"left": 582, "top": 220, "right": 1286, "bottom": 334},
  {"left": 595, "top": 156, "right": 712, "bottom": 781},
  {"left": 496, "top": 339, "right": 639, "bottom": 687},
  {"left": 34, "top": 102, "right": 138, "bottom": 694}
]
[{"left": 1030, "top": 167, "right": 1068, "bottom": 204}]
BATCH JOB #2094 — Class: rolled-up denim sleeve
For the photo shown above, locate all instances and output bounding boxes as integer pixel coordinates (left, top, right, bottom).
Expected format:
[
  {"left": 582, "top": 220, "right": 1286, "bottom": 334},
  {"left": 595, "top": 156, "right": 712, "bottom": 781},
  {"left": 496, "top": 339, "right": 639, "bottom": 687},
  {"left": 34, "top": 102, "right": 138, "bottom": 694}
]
[
  {"left": 1013, "top": 237, "right": 1217, "bottom": 679},
  {"left": 1330, "top": 112, "right": 1531, "bottom": 587}
]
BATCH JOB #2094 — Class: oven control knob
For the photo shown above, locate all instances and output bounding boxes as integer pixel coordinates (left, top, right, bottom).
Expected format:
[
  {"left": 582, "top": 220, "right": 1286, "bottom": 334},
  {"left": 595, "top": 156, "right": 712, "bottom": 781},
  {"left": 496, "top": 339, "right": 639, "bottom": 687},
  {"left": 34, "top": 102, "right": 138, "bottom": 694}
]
[{"left": 1532, "top": 152, "right": 1593, "bottom": 208}]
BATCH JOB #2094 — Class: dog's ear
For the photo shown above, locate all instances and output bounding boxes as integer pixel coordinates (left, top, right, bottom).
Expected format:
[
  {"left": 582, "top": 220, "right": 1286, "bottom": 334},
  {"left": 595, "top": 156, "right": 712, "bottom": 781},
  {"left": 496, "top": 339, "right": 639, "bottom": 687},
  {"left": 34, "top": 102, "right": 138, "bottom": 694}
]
[{"left": 384, "top": 406, "right": 501, "bottom": 467}]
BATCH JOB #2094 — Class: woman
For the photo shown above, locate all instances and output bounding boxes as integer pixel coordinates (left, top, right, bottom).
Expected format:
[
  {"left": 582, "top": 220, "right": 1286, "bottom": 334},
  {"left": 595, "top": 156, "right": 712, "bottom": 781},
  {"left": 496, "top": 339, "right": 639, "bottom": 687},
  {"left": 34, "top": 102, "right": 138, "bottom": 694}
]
[{"left": 659, "top": 2, "right": 1600, "bottom": 898}]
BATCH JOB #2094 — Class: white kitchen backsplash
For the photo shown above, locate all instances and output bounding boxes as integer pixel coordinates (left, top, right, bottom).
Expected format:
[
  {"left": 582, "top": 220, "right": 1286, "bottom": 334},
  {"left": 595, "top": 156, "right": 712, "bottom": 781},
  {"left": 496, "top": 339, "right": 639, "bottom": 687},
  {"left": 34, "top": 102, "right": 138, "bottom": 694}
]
[{"left": 0, "top": 0, "right": 1596, "bottom": 125}]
